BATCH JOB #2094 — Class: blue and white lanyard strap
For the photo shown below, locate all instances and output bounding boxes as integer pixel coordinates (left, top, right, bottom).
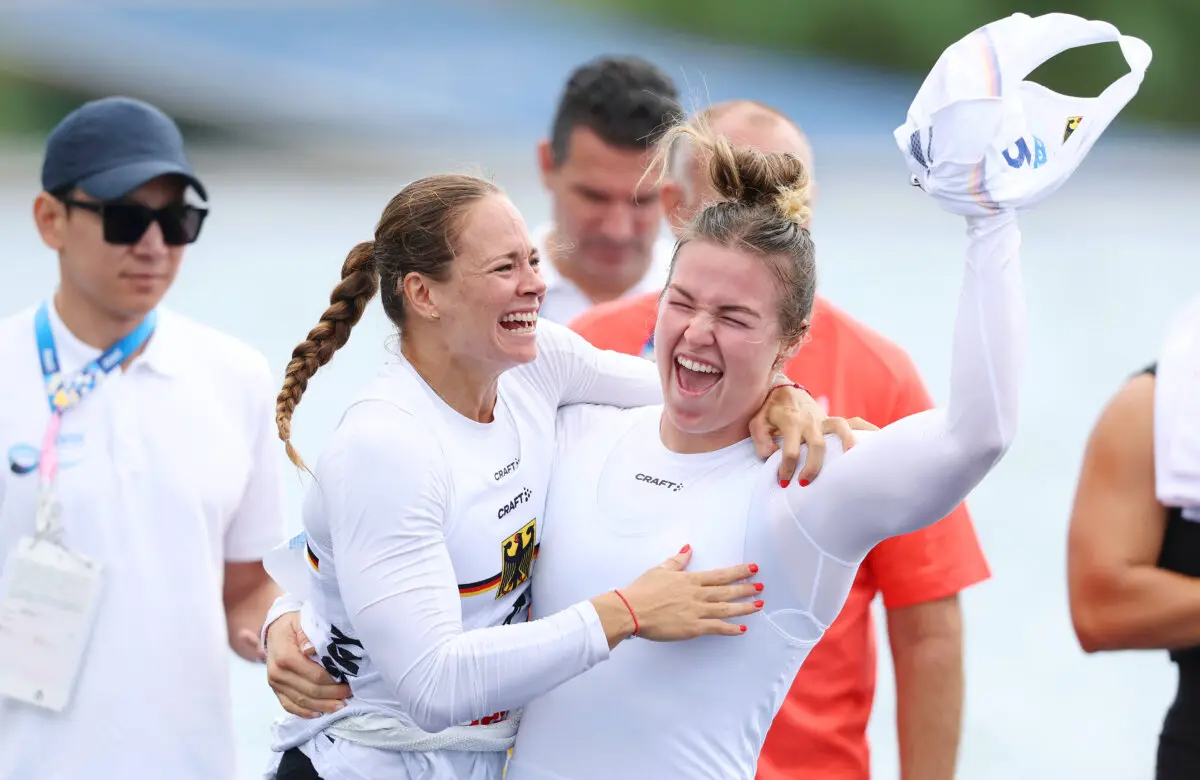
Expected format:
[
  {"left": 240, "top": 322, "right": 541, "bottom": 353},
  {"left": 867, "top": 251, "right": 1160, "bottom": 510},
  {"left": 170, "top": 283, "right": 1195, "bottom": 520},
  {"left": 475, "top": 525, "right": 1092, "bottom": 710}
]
[
  {"left": 35, "top": 302, "right": 157, "bottom": 415},
  {"left": 32, "top": 301, "right": 157, "bottom": 543}
]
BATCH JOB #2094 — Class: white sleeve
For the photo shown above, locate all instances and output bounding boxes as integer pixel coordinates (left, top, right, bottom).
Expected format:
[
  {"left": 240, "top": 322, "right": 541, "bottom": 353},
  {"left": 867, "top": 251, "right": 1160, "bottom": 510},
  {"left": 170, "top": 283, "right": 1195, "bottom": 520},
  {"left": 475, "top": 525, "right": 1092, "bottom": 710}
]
[
  {"left": 324, "top": 404, "right": 611, "bottom": 733},
  {"left": 780, "top": 212, "right": 1024, "bottom": 563},
  {"left": 524, "top": 319, "right": 662, "bottom": 408},
  {"left": 224, "top": 353, "right": 287, "bottom": 562}
]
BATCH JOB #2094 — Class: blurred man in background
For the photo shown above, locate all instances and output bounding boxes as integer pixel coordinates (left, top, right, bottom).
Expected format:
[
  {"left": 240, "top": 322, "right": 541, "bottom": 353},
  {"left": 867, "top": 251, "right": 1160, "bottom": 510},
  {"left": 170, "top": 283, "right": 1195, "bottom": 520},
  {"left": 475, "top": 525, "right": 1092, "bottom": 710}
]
[
  {"left": 0, "top": 96, "right": 284, "bottom": 780},
  {"left": 532, "top": 55, "right": 681, "bottom": 323},
  {"left": 568, "top": 99, "right": 990, "bottom": 780}
]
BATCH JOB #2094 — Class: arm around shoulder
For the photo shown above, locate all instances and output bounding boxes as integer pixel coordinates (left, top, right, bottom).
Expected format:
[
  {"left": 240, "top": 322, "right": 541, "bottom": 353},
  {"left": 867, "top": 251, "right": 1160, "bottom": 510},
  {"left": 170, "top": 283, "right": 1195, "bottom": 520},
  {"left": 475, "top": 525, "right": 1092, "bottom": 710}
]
[
  {"left": 530, "top": 319, "right": 661, "bottom": 409},
  {"left": 326, "top": 404, "right": 612, "bottom": 732}
]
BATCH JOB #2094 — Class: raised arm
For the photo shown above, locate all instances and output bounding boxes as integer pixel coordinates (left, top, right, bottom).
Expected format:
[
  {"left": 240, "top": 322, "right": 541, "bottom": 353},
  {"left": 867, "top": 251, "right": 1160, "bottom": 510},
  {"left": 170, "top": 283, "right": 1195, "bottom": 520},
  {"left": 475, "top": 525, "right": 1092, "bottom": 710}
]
[{"left": 779, "top": 212, "right": 1023, "bottom": 563}]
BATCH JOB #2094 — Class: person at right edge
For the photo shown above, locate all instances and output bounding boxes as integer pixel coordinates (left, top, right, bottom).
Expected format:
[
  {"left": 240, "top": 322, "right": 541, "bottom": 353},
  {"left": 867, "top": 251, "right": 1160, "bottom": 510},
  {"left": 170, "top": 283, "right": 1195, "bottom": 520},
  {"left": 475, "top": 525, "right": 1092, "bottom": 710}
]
[{"left": 1068, "top": 294, "right": 1200, "bottom": 779}]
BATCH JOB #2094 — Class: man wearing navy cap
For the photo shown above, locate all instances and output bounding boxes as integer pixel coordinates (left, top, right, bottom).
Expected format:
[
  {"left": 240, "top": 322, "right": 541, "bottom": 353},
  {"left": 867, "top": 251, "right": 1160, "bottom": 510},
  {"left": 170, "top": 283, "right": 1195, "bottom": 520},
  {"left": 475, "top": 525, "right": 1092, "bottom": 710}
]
[{"left": 0, "top": 96, "right": 285, "bottom": 780}]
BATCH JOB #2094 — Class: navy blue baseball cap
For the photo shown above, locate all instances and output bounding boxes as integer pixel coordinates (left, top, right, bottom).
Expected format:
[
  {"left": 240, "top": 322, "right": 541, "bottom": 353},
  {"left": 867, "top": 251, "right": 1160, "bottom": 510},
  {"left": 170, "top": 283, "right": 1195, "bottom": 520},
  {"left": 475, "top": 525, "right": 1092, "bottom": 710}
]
[{"left": 41, "top": 96, "right": 207, "bottom": 201}]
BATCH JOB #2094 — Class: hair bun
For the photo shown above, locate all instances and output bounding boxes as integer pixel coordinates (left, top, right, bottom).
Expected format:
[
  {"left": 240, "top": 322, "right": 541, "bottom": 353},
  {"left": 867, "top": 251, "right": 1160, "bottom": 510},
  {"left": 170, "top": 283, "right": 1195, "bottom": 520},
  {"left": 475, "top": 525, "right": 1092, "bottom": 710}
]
[
  {"left": 645, "top": 115, "right": 813, "bottom": 227},
  {"left": 774, "top": 184, "right": 813, "bottom": 226},
  {"left": 707, "top": 144, "right": 811, "bottom": 227}
]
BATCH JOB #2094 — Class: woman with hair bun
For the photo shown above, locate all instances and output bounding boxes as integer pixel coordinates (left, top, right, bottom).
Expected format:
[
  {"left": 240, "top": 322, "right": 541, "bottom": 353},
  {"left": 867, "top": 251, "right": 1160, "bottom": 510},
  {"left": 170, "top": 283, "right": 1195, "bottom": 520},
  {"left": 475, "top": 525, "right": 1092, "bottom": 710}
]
[{"left": 502, "top": 110, "right": 1029, "bottom": 778}]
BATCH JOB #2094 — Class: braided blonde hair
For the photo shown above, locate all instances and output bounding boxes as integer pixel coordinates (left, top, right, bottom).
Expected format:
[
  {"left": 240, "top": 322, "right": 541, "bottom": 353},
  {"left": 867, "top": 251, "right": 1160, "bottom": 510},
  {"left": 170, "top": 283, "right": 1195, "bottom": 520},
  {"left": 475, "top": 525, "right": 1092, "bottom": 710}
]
[{"left": 276, "top": 174, "right": 501, "bottom": 470}]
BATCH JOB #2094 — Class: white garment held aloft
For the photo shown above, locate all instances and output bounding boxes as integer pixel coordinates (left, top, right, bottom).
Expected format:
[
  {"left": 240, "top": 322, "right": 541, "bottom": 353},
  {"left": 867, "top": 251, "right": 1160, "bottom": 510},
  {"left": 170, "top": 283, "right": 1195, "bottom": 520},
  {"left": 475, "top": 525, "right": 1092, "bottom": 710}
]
[{"left": 896, "top": 12, "right": 1152, "bottom": 217}]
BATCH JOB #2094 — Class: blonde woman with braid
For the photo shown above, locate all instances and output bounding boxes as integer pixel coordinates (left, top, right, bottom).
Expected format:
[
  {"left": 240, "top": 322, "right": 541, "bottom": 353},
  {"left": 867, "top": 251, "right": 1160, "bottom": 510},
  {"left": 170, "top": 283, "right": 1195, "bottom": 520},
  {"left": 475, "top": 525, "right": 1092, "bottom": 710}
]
[{"left": 257, "top": 174, "right": 851, "bottom": 780}]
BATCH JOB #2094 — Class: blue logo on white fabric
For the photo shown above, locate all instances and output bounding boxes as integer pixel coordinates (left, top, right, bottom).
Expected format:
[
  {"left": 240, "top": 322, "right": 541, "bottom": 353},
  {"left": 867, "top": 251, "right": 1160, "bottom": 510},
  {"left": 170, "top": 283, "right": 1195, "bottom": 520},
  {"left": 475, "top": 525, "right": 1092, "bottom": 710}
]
[
  {"left": 1003, "top": 136, "right": 1047, "bottom": 169},
  {"left": 7, "top": 444, "right": 38, "bottom": 475},
  {"left": 6, "top": 434, "right": 84, "bottom": 475}
]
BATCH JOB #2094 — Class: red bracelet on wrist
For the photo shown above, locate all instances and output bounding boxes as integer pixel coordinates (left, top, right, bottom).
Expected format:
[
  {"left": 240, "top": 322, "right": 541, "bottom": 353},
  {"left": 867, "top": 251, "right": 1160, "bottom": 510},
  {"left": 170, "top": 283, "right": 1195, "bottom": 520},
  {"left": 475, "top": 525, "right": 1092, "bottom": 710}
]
[
  {"left": 613, "top": 589, "right": 639, "bottom": 637},
  {"left": 769, "top": 381, "right": 808, "bottom": 397}
]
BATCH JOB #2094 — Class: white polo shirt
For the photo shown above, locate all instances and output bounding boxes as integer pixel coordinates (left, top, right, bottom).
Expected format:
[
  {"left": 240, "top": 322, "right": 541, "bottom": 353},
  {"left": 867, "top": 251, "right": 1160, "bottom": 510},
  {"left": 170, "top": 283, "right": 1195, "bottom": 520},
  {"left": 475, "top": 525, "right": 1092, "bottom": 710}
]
[
  {"left": 530, "top": 223, "right": 675, "bottom": 325},
  {"left": 0, "top": 300, "right": 285, "bottom": 780}
]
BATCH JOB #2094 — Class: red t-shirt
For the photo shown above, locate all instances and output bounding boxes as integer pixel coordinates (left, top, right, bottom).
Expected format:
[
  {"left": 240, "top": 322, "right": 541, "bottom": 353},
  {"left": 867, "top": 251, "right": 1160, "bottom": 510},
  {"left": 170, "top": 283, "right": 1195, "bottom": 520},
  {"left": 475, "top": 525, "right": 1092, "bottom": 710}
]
[{"left": 568, "top": 292, "right": 990, "bottom": 780}]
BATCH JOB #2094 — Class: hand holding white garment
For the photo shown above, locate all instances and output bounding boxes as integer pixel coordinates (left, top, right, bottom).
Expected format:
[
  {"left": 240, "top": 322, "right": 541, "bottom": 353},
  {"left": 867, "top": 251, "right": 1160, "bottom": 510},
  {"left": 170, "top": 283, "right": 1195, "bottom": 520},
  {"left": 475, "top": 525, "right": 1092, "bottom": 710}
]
[{"left": 896, "top": 11, "right": 1152, "bottom": 216}]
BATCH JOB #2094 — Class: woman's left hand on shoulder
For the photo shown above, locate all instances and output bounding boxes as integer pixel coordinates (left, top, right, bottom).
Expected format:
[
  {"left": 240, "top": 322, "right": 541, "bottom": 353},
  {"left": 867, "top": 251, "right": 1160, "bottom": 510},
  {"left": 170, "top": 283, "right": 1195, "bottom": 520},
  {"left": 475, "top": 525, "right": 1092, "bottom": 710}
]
[{"left": 750, "top": 381, "right": 879, "bottom": 485}]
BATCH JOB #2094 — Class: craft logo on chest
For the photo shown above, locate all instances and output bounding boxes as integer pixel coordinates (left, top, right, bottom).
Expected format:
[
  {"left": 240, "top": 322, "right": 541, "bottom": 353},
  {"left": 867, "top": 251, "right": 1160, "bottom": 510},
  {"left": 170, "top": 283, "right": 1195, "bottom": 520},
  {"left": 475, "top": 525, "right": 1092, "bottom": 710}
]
[
  {"left": 636, "top": 473, "right": 683, "bottom": 492},
  {"left": 494, "top": 457, "right": 520, "bottom": 481},
  {"left": 497, "top": 486, "right": 532, "bottom": 519}
]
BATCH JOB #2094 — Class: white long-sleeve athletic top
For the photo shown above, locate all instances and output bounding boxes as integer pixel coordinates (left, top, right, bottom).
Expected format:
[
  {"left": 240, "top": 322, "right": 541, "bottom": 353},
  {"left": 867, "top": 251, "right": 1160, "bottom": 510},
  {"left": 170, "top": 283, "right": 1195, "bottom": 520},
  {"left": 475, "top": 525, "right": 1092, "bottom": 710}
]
[
  {"left": 269, "top": 320, "right": 664, "bottom": 780},
  {"left": 504, "top": 213, "right": 1024, "bottom": 780}
]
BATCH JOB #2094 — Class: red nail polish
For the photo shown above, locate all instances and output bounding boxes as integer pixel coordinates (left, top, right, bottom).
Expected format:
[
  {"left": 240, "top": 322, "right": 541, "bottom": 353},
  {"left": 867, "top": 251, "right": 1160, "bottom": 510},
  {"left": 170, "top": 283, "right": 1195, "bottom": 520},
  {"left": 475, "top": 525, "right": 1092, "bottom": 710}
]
[
  {"left": 748, "top": 563, "right": 759, "bottom": 574},
  {"left": 679, "top": 544, "right": 691, "bottom": 554},
  {"left": 799, "top": 479, "right": 810, "bottom": 488},
  {"left": 739, "top": 625, "right": 747, "bottom": 633},
  {"left": 754, "top": 583, "right": 764, "bottom": 592},
  {"left": 754, "top": 600, "right": 764, "bottom": 608},
  {"left": 779, "top": 479, "right": 790, "bottom": 489}
]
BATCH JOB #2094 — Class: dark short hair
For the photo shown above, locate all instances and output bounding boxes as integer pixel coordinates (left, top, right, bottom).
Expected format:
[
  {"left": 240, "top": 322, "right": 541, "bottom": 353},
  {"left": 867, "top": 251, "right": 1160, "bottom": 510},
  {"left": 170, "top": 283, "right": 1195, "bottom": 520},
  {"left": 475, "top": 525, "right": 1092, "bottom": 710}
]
[{"left": 549, "top": 56, "right": 682, "bottom": 166}]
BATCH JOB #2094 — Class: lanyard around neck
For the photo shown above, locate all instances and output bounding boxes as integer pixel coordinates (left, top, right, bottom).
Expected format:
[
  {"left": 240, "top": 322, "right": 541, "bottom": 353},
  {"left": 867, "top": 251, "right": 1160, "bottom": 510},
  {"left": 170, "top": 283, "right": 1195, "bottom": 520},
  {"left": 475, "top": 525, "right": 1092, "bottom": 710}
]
[
  {"left": 32, "top": 301, "right": 157, "bottom": 543},
  {"left": 34, "top": 301, "right": 157, "bottom": 414}
]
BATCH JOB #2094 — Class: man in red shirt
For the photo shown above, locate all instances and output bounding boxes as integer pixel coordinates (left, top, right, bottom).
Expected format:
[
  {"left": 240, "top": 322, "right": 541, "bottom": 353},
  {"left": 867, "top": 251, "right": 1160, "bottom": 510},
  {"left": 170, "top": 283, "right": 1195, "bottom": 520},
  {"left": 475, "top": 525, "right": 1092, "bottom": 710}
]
[{"left": 568, "top": 100, "right": 990, "bottom": 780}]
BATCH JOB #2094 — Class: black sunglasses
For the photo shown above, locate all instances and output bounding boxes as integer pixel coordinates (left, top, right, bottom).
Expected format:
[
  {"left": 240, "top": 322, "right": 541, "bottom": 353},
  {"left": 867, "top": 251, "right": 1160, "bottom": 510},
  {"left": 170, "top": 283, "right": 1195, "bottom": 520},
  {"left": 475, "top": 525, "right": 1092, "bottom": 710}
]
[{"left": 60, "top": 198, "right": 208, "bottom": 247}]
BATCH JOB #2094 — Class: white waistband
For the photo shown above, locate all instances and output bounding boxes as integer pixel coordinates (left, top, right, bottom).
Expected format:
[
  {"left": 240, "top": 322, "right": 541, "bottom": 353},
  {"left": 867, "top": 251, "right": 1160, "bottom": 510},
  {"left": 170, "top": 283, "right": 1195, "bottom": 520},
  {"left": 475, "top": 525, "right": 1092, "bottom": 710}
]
[{"left": 324, "top": 710, "right": 521, "bottom": 753}]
